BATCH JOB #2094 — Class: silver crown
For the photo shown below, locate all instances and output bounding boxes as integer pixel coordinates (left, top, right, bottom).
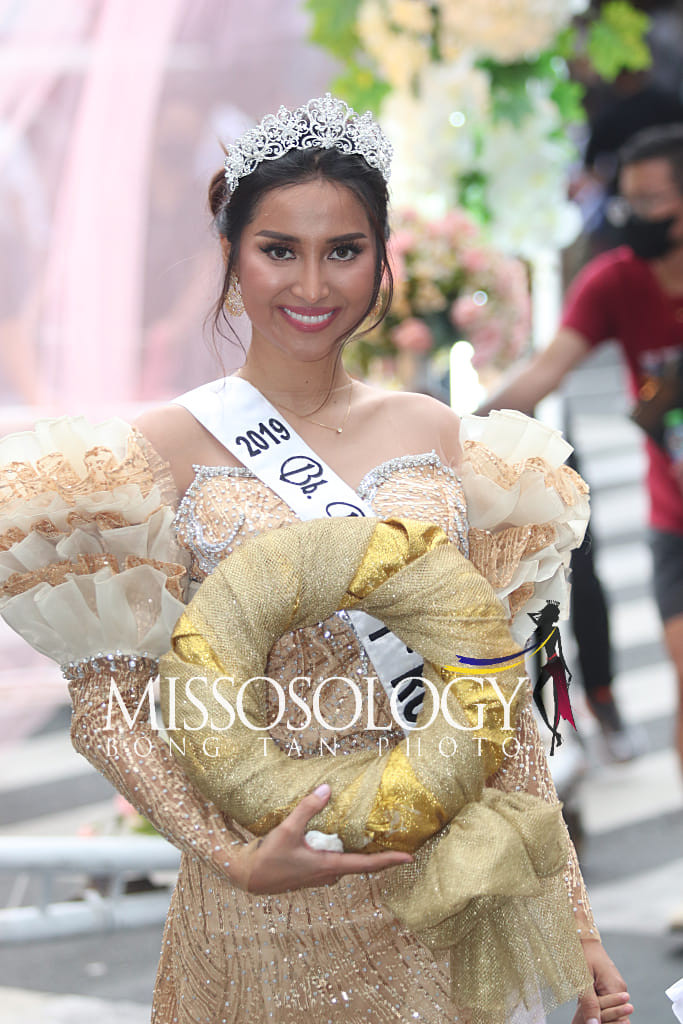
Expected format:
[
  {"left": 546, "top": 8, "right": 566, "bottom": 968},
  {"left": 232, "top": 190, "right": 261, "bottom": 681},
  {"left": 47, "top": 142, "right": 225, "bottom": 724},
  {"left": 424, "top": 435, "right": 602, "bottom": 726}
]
[{"left": 223, "top": 93, "right": 392, "bottom": 195}]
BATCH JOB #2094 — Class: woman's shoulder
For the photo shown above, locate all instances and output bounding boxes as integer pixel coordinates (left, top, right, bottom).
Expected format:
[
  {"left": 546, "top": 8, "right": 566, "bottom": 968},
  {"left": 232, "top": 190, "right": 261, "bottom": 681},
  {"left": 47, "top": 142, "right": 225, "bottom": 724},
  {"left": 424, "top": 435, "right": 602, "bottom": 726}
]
[
  {"left": 134, "top": 403, "right": 238, "bottom": 497},
  {"left": 355, "top": 381, "right": 459, "bottom": 424},
  {"left": 355, "top": 382, "right": 461, "bottom": 466}
]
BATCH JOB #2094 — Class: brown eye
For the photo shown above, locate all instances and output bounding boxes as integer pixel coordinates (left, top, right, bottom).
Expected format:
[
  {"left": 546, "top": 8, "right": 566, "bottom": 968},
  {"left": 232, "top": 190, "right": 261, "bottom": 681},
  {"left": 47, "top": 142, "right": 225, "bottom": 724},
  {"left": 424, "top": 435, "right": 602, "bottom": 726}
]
[
  {"left": 261, "top": 244, "right": 295, "bottom": 260},
  {"left": 330, "top": 243, "right": 362, "bottom": 261}
]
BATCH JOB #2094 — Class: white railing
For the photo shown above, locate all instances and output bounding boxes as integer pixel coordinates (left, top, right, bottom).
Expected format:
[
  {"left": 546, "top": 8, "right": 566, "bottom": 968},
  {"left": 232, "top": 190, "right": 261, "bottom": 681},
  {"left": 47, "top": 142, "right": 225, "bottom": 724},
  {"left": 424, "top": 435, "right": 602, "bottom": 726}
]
[{"left": 0, "top": 836, "right": 180, "bottom": 942}]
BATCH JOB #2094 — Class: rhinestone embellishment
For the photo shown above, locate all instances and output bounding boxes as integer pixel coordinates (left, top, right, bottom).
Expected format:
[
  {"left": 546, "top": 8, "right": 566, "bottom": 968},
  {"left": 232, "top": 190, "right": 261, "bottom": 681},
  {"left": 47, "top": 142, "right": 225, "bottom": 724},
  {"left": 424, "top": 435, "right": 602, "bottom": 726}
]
[
  {"left": 61, "top": 651, "right": 159, "bottom": 681},
  {"left": 223, "top": 93, "right": 393, "bottom": 195}
]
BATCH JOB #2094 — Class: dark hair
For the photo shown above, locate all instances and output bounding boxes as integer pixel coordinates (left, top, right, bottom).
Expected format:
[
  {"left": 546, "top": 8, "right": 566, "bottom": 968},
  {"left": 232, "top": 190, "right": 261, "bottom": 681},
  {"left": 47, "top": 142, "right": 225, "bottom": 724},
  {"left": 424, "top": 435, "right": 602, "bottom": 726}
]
[
  {"left": 618, "top": 122, "right": 683, "bottom": 193},
  {"left": 207, "top": 147, "right": 393, "bottom": 350}
]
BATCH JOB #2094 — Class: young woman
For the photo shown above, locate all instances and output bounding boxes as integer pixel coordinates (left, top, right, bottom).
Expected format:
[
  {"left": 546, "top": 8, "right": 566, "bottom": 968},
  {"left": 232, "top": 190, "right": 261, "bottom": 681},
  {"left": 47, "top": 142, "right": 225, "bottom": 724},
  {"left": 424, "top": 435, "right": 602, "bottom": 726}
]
[{"left": 1, "top": 95, "right": 631, "bottom": 1024}]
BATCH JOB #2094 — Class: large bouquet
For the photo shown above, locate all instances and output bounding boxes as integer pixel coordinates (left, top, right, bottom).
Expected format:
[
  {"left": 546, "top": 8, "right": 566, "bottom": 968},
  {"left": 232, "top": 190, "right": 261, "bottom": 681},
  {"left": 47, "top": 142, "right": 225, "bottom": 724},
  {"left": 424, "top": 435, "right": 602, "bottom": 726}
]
[{"left": 353, "top": 208, "right": 530, "bottom": 376}]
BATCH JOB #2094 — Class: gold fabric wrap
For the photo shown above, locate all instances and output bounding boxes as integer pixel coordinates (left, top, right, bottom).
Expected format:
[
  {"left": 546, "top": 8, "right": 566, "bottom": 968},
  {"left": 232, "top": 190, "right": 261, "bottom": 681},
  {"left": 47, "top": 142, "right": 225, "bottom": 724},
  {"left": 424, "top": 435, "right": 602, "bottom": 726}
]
[{"left": 159, "top": 518, "right": 590, "bottom": 1022}]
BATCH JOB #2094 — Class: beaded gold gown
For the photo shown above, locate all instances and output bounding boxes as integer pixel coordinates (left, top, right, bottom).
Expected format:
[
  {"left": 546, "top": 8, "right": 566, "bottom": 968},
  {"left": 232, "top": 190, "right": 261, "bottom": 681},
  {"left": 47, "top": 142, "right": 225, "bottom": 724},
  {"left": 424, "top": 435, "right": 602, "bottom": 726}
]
[{"left": 0, "top": 414, "right": 596, "bottom": 1024}]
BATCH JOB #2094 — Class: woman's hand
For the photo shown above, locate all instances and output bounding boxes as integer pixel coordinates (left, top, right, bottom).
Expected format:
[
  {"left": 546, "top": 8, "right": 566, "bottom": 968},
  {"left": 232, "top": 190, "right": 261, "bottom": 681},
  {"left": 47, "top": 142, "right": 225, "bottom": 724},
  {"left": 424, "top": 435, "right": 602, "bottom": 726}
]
[
  {"left": 232, "top": 784, "right": 414, "bottom": 895},
  {"left": 572, "top": 938, "right": 633, "bottom": 1024}
]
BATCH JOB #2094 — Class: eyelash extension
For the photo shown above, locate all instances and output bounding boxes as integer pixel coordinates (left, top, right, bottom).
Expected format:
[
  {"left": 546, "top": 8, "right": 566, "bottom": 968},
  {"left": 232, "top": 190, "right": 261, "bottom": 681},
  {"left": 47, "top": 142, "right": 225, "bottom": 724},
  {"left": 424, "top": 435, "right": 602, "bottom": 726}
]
[
  {"left": 258, "top": 242, "right": 364, "bottom": 258},
  {"left": 259, "top": 243, "right": 292, "bottom": 254},
  {"left": 332, "top": 241, "right": 363, "bottom": 256}
]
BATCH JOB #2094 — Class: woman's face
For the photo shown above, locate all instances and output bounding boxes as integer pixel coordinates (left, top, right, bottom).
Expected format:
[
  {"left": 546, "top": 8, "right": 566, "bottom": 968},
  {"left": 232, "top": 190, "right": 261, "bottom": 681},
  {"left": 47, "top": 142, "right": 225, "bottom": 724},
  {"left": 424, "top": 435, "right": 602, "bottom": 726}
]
[{"left": 235, "top": 177, "right": 377, "bottom": 363}]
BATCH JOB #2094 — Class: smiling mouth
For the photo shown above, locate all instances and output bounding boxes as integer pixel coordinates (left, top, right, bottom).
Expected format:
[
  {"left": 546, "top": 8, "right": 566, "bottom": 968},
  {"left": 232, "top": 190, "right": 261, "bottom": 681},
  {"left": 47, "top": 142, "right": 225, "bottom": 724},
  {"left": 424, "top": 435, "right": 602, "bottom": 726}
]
[{"left": 281, "top": 307, "right": 337, "bottom": 326}]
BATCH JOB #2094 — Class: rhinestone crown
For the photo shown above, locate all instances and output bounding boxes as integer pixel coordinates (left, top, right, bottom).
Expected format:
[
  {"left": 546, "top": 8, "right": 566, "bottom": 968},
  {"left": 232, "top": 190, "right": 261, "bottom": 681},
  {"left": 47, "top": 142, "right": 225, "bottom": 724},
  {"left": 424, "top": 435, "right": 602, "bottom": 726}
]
[{"left": 223, "top": 93, "right": 392, "bottom": 195}]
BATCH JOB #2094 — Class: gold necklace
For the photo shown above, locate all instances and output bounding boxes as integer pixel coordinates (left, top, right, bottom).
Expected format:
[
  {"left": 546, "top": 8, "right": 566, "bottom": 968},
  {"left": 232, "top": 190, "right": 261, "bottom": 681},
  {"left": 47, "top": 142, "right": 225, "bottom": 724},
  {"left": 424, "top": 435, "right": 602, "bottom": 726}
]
[{"left": 236, "top": 375, "right": 354, "bottom": 434}]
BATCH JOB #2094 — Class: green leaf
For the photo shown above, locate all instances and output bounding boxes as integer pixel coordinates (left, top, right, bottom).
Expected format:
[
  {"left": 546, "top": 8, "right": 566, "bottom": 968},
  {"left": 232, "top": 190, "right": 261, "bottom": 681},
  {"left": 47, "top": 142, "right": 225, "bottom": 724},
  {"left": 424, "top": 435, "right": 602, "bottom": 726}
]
[
  {"left": 330, "top": 64, "right": 391, "bottom": 114},
  {"left": 492, "top": 87, "right": 535, "bottom": 126},
  {"left": 586, "top": 1, "right": 652, "bottom": 81},
  {"left": 551, "top": 78, "right": 586, "bottom": 125},
  {"left": 478, "top": 51, "right": 572, "bottom": 128},
  {"left": 304, "top": 0, "right": 364, "bottom": 61},
  {"left": 478, "top": 57, "right": 539, "bottom": 91},
  {"left": 553, "top": 26, "right": 577, "bottom": 62},
  {"left": 458, "top": 170, "right": 492, "bottom": 225}
]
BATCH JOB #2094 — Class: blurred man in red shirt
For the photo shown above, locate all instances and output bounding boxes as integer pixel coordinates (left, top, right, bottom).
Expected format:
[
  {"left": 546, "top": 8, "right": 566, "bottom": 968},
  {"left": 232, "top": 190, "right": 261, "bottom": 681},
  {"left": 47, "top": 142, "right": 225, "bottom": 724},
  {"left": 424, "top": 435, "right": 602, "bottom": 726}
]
[{"left": 480, "top": 124, "right": 683, "bottom": 778}]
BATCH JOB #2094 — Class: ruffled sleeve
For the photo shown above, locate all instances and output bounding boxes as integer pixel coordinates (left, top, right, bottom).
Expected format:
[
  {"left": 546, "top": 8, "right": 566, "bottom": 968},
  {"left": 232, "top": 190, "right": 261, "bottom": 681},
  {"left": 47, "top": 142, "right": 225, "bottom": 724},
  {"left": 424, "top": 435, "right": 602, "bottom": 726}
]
[
  {"left": 0, "top": 417, "right": 189, "bottom": 661},
  {"left": 459, "top": 409, "right": 590, "bottom": 643},
  {"left": 0, "top": 416, "right": 255, "bottom": 889},
  {"left": 459, "top": 409, "right": 598, "bottom": 939}
]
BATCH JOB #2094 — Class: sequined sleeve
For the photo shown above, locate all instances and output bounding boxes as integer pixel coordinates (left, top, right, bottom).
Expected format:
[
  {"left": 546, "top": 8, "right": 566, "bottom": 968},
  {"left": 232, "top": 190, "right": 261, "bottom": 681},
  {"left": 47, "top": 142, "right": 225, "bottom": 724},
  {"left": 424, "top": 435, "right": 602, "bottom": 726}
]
[
  {"left": 488, "top": 686, "right": 599, "bottom": 939},
  {"left": 66, "top": 655, "right": 257, "bottom": 890},
  {"left": 0, "top": 414, "right": 257, "bottom": 889}
]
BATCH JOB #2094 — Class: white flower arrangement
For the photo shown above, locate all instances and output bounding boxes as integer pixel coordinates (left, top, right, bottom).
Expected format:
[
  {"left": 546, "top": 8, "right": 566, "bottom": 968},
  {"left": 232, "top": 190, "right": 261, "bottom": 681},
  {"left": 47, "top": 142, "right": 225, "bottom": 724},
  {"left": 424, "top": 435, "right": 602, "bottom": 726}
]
[
  {"left": 381, "top": 64, "right": 582, "bottom": 256},
  {"left": 357, "top": 0, "right": 431, "bottom": 90},
  {"left": 381, "top": 60, "right": 489, "bottom": 212},
  {"left": 472, "top": 91, "right": 584, "bottom": 256},
  {"left": 357, "top": 0, "right": 587, "bottom": 80},
  {"left": 309, "top": 0, "right": 651, "bottom": 257},
  {"left": 439, "top": 0, "right": 589, "bottom": 63}
]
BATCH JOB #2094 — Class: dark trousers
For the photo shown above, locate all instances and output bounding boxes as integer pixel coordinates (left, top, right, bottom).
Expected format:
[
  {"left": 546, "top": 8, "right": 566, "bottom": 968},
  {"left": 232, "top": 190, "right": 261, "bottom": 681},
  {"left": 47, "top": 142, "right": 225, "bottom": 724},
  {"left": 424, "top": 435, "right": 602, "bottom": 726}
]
[{"left": 566, "top": 447, "right": 614, "bottom": 704}]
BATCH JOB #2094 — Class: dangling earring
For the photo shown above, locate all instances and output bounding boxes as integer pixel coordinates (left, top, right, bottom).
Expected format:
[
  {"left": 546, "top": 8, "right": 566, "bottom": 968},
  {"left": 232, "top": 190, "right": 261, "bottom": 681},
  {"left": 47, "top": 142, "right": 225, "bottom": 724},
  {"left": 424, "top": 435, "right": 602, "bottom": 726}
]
[
  {"left": 371, "top": 293, "right": 383, "bottom": 318},
  {"left": 225, "top": 275, "right": 245, "bottom": 316}
]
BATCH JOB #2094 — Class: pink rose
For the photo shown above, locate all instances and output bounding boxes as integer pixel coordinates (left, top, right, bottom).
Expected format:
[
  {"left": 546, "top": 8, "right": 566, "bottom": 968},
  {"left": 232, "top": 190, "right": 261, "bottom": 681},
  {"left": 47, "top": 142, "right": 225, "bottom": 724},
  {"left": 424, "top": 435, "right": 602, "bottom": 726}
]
[
  {"left": 469, "top": 324, "right": 504, "bottom": 368},
  {"left": 388, "top": 249, "right": 406, "bottom": 287},
  {"left": 390, "top": 229, "right": 417, "bottom": 257},
  {"left": 461, "top": 247, "right": 490, "bottom": 274},
  {"left": 397, "top": 208, "right": 419, "bottom": 225},
  {"left": 450, "top": 296, "right": 484, "bottom": 328},
  {"left": 390, "top": 317, "right": 434, "bottom": 353},
  {"left": 442, "top": 209, "right": 478, "bottom": 238}
]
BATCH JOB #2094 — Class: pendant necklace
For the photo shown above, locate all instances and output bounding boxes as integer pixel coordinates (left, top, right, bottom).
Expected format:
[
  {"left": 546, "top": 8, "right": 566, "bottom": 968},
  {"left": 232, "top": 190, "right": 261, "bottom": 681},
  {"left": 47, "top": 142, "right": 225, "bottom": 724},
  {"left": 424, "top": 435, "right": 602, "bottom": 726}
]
[{"left": 237, "top": 374, "right": 354, "bottom": 434}]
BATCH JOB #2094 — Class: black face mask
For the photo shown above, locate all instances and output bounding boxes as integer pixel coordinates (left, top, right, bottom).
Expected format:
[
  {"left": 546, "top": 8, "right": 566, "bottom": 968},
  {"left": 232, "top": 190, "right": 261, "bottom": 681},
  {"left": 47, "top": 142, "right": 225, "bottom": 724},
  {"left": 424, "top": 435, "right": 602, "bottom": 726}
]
[{"left": 621, "top": 213, "right": 677, "bottom": 261}]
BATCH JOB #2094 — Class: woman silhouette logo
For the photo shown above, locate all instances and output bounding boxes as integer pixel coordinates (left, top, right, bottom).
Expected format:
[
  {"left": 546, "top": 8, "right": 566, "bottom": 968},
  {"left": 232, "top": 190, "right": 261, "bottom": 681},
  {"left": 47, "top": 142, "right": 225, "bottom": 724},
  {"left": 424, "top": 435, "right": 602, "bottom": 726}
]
[{"left": 528, "top": 601, "right": 576, "bottom": 754}]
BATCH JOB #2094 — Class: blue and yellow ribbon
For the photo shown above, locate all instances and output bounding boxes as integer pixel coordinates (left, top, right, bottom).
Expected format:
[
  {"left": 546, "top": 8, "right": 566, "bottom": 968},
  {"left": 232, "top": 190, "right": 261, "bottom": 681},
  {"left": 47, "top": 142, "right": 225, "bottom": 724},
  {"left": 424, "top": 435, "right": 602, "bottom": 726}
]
[{"left": 444, "top": 628, "right": 557, "bottom": 675}]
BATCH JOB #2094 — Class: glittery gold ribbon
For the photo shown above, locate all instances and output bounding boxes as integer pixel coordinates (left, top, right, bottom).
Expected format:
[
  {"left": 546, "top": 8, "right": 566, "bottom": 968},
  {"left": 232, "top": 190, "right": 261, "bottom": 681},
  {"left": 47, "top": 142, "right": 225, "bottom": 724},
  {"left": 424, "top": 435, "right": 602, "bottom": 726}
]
[
  {"left": 343, "top": 519, "right": 448, "bottom": 602},
  {"left": 159, "top": 517, "right": 590, "bottom": 1022}
]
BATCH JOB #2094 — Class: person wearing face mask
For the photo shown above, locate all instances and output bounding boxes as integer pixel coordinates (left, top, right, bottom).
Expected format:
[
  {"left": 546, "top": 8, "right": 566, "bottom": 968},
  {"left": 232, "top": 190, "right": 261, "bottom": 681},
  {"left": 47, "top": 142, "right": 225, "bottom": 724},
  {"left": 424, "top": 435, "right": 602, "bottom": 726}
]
[
  {"left": 479, "top": 123, "right": 683, "bottom": 790},
  {"left": 610, "top": 186, "right": 680, "bottom": 261}
]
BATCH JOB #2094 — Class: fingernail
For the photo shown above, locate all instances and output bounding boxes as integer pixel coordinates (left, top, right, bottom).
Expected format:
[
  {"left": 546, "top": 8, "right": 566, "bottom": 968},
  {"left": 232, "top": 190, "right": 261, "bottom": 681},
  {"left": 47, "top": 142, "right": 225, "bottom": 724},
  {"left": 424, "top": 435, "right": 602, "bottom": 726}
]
[
  {"left": 314, "top": 783, "right": 330, "bottom": 797},
  {"left": 587, "top": 1018, "right": 599, "bottom": 1024}
]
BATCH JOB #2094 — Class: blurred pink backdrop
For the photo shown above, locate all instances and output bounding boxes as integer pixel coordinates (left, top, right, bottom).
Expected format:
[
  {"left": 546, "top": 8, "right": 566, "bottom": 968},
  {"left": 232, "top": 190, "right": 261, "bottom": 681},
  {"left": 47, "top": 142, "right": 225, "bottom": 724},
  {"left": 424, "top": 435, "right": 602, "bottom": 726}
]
[
  {"left": 0, "top": 0, "right": 335, "bottom": 423},
  {"left": 0, "top": 0, "right": 334, "bottom": 734}
]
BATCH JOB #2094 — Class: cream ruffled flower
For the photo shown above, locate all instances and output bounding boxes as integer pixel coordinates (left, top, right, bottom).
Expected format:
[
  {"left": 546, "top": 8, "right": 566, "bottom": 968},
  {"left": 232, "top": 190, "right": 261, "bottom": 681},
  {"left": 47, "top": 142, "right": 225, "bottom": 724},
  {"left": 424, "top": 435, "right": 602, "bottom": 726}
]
[
  {"left": 357, "top": 0, "right": 430, "bottom": 90},
  {"left": 439, "top": 0, "right": 587, "bottom": 62},
  {"left": 387, "top": 0, "right": 433, "bottom": 33}
]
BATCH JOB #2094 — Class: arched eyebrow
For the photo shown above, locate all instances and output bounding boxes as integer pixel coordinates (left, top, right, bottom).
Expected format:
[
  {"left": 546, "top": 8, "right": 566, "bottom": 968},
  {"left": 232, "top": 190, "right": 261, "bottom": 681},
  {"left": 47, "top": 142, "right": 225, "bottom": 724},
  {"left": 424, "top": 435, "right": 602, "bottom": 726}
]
[{"left": 255, "top": 230, "right": 368, "bottom": 243}]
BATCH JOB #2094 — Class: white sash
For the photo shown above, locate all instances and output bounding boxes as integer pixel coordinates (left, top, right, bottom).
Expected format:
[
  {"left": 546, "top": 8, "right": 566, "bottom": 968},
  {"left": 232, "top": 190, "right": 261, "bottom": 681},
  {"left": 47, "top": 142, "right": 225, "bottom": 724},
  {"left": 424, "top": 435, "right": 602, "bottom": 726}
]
[{"left": 174, "top": 375, "right": 425, "bottom": 731}]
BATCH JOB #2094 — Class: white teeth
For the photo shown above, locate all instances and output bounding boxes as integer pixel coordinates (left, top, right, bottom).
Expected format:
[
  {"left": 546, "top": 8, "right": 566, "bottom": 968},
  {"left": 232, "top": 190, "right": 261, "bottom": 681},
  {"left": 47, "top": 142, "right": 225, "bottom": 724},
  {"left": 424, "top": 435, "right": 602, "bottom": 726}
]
[{"left": 284, "top": 308, "right": 334, "bottom": 325}]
